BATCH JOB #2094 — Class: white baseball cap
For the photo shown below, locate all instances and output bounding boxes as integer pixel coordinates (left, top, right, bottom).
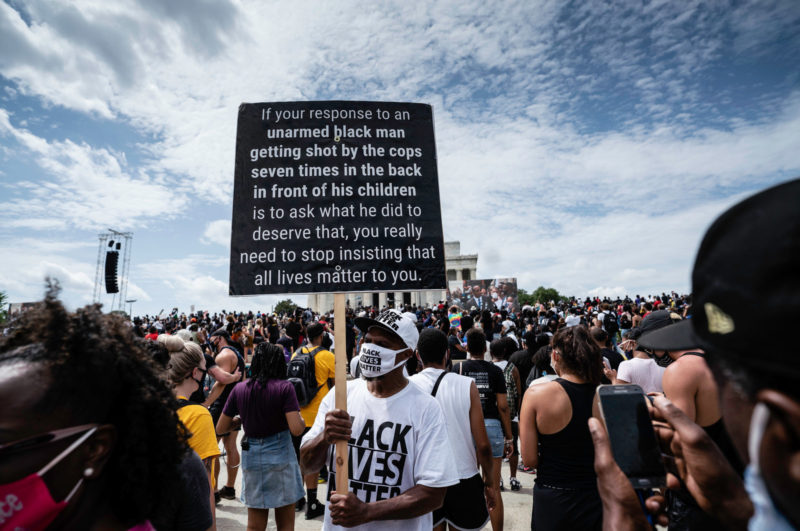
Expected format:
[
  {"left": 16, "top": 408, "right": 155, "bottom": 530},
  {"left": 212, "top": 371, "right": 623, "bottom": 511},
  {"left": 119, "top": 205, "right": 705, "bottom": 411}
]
[{"left": 355, "top": 309, "right": 419, "bottom": 352}]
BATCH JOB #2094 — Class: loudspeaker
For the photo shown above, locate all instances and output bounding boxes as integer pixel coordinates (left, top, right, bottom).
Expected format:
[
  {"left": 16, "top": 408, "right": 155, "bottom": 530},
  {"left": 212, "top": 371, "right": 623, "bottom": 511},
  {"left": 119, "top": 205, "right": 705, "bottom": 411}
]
[{"left": 105, "top": 251, "right": 119, "bottom": 294}]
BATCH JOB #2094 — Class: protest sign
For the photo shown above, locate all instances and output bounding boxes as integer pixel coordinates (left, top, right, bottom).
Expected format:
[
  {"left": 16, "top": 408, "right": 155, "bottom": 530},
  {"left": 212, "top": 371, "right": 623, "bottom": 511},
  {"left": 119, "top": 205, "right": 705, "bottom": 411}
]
[{"left": 229, "top": 101, "right": 446, "bottom": 296}]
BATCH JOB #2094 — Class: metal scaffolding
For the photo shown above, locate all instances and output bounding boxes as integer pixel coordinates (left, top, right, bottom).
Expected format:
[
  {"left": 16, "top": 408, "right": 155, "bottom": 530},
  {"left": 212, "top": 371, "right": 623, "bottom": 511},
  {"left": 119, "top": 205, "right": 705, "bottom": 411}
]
[{"left": 92, "top": 229, "right": 133, "bottom": 313}]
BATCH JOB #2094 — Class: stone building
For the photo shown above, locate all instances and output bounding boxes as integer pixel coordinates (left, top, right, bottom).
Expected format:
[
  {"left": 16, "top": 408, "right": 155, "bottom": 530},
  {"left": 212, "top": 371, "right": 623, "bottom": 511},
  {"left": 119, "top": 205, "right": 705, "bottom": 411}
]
[{"left": 307, "top": 241, "right": 477, "bottom": 313}]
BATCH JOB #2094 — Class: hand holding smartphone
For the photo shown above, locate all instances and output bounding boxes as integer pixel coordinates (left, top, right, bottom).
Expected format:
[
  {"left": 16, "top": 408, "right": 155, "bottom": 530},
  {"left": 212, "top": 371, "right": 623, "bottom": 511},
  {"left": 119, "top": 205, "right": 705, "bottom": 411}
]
[{"left": 596, "top": 384, "right": 666, "bottom": 489}]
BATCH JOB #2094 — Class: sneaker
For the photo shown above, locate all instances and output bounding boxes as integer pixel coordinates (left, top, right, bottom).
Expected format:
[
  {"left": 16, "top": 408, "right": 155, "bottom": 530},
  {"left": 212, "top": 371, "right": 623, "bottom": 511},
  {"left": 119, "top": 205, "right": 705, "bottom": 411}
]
[
  {"left": 499, "top": 479, "right": 505, "bottom": 492},
  {"left": 295, "top": 497, "right": 306, "bottom": 512},
  {"left": 306, "top": 499, "right": 325, "bottom": 519},
  {"left": 317, "top": 476, "right": 327, "bottom": 484},
  {"left": 510, "top": 478, "right": 521, "bottom": 491},
  {"left": 219, "top": 486, "right": 236, "bottom": 500},
  {"left": 214, "top": 491, "right": 221, "bottom": 505}
]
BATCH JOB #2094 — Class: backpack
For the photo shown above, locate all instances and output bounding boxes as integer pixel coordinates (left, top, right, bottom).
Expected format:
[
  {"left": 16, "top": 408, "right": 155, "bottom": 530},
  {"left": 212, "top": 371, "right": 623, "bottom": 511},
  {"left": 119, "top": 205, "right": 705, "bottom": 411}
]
[
  {"left": 603, "top": 311, "right": 619, "bottom": 336},
  {"left": 619, "top": 312, "right": 632, "bottom": 330},
  {"left": 503, "top": 362, "right": 519, "bottom": 419},
  {"left": 287, "top": 346, "right": 323, "bottom": 407}
]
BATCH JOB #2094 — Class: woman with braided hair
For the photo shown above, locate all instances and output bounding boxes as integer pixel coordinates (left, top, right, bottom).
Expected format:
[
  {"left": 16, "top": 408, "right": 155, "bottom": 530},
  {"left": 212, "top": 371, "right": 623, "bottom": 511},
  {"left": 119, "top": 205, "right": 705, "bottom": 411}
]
[
  {"left": 0, "top": 282, "right": 196, "bottom": 530},
  {"left": 216, "top": 341, "right": 306, "bottom": 531}
]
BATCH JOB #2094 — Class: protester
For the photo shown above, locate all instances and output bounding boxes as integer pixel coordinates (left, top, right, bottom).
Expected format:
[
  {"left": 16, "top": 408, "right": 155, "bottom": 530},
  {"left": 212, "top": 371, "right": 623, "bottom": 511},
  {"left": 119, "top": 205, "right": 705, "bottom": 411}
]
[
  {"left": 162, "top": 335, "right": 222, "bottom": 529},
  {"left": 0, "top": 286, "right": 199, "bottom": 530},
  {"left": 410, "top": 328, "right": 497, "bottom": 531},
  {"left": 491, "top": 337, "right": 523, "bottom": 492},
  {"left": 205, "top": 327, "right": 246, "bottom": 502},
  {"left": 604, "top": 312, "right": 673, "bottom": 393},
  {"left": 300, "top": 309, "right": 459, "bottom": 530},
  {"left": 519, "top": 325, "right": 604, "bottom": 530},
  {"left": 457, "top": 328, "right": 513, "bottom": 530},
  {"left": 291, "top": 322, "right": 336, "bottom": 519}
]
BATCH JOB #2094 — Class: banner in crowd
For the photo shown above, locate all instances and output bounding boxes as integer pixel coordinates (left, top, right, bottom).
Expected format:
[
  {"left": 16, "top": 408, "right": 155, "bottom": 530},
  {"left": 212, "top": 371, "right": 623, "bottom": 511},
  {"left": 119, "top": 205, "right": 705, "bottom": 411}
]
[
  {"left": 447, "top": 278, "right": 519, "bottom": 312},
  {"left": 228, "top": 101, "right": 447, "bottom": 296}
]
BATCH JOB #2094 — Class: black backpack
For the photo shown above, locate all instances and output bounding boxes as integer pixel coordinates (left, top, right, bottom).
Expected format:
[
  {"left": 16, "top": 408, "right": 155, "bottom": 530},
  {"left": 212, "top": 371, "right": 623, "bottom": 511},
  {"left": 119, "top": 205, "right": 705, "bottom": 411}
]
[
  {"left": 287, "top": 346, "right": 323, "bottom": 406},
  {"left": 603, "top": 311, "right": 619, "bottom": 336},
  {"left": 619, "top": 312, "right": 632, "bottom": 329}
]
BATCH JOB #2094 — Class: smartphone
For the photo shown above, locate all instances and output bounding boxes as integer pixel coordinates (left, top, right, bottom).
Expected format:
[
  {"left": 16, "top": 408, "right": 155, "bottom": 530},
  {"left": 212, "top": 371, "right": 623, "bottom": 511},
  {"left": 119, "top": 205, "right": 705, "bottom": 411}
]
[{"left": 596, "top": 384, "right": 666, "bottom": 489}]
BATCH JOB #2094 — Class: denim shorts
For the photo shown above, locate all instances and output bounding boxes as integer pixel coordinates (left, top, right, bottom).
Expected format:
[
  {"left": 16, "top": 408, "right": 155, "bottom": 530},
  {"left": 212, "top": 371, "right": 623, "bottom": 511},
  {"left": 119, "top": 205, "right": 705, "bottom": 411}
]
[
  {"left": 484, "top": 418, "right": 504, "bottom": 458},
  {"left": 240, "top": 430, "right": 304, "bottom": 509}
]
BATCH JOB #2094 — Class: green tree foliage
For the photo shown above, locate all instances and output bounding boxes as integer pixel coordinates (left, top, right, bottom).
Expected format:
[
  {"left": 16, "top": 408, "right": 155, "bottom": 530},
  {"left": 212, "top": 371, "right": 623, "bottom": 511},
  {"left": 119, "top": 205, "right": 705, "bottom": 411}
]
[
  {"left": 274, "top": 298, "right": 299, "bottom": 315},
  {"left": 0, "top": 290, "right": 7, "bottom": 323},
  {"left": 517, "top": 286, "right": 564, "bottom": 305}
]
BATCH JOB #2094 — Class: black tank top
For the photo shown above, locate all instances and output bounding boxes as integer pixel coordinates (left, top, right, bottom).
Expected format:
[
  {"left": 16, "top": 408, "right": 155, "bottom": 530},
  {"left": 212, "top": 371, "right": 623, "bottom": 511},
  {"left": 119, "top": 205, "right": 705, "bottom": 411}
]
[
  {"left": 536, "top": 378, "right": 597, "bottom": 488},
  {"left": 212, "top": 346, "right": 245, "bottom": 410}
]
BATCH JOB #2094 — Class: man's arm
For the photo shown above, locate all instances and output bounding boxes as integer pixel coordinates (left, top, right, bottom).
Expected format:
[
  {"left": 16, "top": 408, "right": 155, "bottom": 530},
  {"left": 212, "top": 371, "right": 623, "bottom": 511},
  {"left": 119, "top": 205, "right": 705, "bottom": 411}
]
[
  {"left": 202, "top": 351, "right": 236, "bottom": 408},
  {"left": 299, "top": 409, "right": 351, "bottom": 475},
  {"left": 662, "top": 364, "right": 697, "bottom": 422},
  {"left": 208, "top": 365, "right": 241, "bottom": 385},
  {"left": 496, "top": 391, "right": 512, "bottom": 439},
  {"left": 329, "top": 486, "right": 446, "bottom": 527}
]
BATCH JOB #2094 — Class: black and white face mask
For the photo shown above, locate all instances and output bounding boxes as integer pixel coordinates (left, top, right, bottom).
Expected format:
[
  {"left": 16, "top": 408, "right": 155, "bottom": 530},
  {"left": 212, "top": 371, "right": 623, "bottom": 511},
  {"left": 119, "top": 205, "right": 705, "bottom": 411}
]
[{"left": 358, "top": 343, "right": 408, "bottom": 378}]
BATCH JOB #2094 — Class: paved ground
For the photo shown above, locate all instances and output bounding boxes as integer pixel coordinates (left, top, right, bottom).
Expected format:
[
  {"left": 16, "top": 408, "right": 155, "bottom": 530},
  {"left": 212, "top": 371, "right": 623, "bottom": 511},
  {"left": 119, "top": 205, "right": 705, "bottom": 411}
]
[{"left": 215, "top": 431, "right": 536, "bottom": 530}]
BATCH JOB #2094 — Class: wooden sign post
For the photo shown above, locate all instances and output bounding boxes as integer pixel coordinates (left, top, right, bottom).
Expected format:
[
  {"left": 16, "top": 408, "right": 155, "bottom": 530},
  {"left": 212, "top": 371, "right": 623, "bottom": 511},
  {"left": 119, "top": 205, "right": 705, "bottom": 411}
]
[{"left": 333, "top": 293, "right": 348, "bottom": 494}]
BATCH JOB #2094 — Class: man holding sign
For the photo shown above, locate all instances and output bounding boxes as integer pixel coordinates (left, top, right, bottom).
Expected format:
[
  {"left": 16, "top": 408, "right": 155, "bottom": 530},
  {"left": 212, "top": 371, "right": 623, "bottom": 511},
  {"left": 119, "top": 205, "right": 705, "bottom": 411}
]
[{"left": 300, "top": 310, "right": 458, "bottom": 530}]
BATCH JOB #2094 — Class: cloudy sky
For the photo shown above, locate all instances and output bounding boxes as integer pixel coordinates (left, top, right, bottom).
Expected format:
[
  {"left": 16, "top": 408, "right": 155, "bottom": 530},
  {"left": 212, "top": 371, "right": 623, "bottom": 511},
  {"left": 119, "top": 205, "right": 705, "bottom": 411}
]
[{"left": 1, "top": 0, "right": 798, "bottom": 315}]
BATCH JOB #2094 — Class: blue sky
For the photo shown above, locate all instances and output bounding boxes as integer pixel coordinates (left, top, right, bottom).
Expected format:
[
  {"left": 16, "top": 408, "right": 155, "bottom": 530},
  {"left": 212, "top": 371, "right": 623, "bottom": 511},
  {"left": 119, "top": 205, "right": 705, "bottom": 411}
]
[{"left": 1, "top": 0, "right": 798, "bottom": 315}]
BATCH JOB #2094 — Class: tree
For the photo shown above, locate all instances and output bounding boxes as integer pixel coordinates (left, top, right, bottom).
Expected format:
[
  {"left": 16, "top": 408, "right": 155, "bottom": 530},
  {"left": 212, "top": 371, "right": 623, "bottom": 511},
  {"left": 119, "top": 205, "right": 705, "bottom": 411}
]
[
  {"left": 517, "top": 288, "right": 535, "bottom": 307},
  {"left": 531, "top": 286, "right": 562, "bottom": 305},
  {"left": 0, "top": 290, "right": 7, "bottom": 324},
  {"left": 274, "top": 298, "right": 299, "bottom": 316}
]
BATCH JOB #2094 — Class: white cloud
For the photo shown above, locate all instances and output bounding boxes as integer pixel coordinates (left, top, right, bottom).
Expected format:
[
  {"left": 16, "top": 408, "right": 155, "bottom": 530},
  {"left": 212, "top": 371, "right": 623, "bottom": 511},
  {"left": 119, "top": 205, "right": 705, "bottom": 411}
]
[
  {"left": 0, "top": 109, "right": 188, "bottom": 230},
  {"left": 202, "top": 219, "right": 231, "bottom": 247},
  {"left": 1, "top": 0, "right": 798, "bottom": 313}
]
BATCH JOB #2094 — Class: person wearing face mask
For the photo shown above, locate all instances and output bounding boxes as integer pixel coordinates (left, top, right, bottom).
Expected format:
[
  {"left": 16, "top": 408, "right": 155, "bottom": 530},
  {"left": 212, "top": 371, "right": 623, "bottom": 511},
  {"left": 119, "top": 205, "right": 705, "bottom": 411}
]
[
  {"left": 162, "top": 335, "right": 222, "bottom": 529},
  {"left": 300, "top": 309, "right": 459, "bottom": 530},
  {"left": 588, "top": 177, "right": 800, "bottom": 531},
  {"left": 0, "top": 285, "right": 194, "bottom": 531}
]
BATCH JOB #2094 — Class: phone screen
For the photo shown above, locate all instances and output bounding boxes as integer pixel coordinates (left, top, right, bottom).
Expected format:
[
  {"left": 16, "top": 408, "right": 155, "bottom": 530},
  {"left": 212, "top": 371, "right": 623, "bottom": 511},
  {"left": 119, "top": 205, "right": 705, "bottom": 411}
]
[{"left": 600, "top": 391, "right": 665, "bottom": 486}]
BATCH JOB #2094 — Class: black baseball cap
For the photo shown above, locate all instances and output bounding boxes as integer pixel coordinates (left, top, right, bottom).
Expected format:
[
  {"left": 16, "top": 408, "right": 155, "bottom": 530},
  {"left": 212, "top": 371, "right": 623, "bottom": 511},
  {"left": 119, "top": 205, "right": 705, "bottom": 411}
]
[
  {"left": 639, "top": 178, "right": 800, "bottom": 373},
  {"left": 637, "top": 310, "right": 685, "bottom": 349},
  {"left": 210, "top": 328, "right": 231, "bottom": 340}
]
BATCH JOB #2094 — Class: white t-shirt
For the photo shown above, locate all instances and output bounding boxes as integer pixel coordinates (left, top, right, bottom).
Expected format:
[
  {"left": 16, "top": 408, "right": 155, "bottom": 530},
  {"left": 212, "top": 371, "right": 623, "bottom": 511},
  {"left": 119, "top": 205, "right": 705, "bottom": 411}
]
[
  {"left": 616, "top": 357, "right": 665, "bottom": 394},
  {"left": 302, "top": 378, "right": 459, "bottom": 531},
  {"left": 493, "top": 360, "right": 508, "bottom": 371},
  {"left": 565, "top": 314, "right": 581, "bottom": 327},
  {"left": 410, "top": 368, "right": 478, "bottom": 480}
]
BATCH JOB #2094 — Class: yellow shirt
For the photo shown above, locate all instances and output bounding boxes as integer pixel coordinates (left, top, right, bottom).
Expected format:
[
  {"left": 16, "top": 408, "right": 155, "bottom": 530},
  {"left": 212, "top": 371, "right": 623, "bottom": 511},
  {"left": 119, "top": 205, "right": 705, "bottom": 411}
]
[
  {"left": 177, "top": 397, "right": 221, "bottom": 461},
  {"left": 293, "top": 346, "right": 336, "bottom": 427}
]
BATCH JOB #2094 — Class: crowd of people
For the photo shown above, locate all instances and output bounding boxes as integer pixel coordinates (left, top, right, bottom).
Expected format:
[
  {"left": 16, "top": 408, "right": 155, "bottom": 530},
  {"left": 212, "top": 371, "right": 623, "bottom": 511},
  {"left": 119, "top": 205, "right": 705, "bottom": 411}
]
[{"left": 1, "top": 178, "right": 798, "bottom": 531}]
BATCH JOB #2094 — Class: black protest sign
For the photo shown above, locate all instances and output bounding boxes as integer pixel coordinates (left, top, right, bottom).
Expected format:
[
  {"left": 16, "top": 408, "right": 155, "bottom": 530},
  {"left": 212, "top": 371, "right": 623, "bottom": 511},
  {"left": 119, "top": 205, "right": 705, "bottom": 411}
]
[{"left": 229, "top": 101, "right": 446, "bottom": 295}]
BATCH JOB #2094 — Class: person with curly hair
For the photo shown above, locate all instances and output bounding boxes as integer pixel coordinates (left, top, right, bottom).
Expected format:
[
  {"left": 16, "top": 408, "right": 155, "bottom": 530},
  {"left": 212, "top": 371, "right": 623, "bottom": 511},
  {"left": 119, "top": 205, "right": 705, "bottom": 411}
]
[
  {"left": 0, "top": 282, "right": 196, "bottom": 530},
  {"left": 216, "top": 341, "right": 305, "bottom": 531},
  {"left": 519, "top": 325, "right": 604, "bottom": 530}
]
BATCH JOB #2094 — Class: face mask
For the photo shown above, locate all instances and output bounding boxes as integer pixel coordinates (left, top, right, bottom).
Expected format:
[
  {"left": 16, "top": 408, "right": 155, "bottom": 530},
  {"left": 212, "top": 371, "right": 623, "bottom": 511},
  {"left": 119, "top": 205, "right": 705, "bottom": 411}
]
[
  {"left": 655, "top": 351, "right": 674, "bottom": 367},
  {"left": 0, "top": 426, "right": 97, "bottom": 531},
  {"left": 358, "top": 343, "right": 408, "bottom": 378},
  {"left": 744, "top": 403, "right": 794, "bottom": 531},
  {"left": 193, "top": 367, "right": 207, "bottom": 392}
]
